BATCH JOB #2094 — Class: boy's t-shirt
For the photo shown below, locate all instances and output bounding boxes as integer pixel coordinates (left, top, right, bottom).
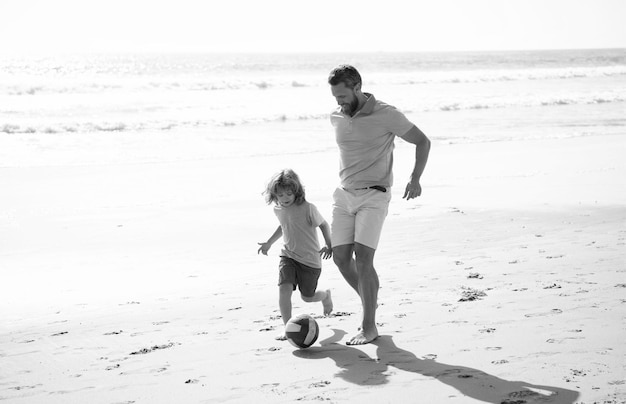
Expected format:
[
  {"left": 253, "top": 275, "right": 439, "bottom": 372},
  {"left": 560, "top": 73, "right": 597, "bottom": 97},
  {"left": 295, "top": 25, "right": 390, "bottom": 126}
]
[{"left": 274, "top": 201, "right": 324, "bottom": 269}]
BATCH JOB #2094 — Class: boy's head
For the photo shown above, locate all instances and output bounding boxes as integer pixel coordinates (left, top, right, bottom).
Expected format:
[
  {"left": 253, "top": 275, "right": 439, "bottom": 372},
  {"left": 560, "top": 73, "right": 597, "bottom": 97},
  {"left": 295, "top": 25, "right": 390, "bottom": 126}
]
[{"left": 264, "top": 169, "right": 306, "bottom": 206}]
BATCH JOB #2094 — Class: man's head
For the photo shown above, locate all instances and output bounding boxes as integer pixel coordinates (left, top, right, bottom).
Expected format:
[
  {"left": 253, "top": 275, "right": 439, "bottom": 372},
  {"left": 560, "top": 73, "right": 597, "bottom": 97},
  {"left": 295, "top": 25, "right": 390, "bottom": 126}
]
[
  {"left": 328, "top": 64, "right": 362, "bottom": 89},
  {"left": 328, "top": 65, "right": 364, "bottom": 116}
]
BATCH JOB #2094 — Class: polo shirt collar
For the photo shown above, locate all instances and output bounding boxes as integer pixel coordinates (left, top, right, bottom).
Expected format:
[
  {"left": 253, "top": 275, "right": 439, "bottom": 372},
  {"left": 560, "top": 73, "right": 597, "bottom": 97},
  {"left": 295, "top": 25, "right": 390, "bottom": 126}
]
[{"left": 356, "top": 93, "right": 376, "bottom": 116}]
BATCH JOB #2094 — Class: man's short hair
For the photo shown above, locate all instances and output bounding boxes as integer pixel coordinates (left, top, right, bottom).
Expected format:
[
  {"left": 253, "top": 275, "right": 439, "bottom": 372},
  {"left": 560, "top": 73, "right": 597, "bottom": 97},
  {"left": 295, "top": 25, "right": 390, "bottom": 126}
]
[{"left": 328, "top": 64, "right": 362, "bottom": 89}]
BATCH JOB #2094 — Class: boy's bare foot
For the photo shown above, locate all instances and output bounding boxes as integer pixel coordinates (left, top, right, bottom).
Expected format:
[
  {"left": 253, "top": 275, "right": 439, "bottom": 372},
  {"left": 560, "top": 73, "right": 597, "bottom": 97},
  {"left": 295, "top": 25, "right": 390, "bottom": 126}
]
[
  {"left": 275, "top": 332, "right": 287, "bottom": 341},
  {"left": 322, "top": 289, "right": 333, "bottom": 316},
  {"left": 346, "top": 327, "right": 378, "bottom": 345}
]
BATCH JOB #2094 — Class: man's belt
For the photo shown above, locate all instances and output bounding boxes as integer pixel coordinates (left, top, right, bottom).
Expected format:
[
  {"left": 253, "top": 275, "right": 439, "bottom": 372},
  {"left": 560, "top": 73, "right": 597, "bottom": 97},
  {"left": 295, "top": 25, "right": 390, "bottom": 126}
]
[{"left": 355, "top": 185, "right": 387, "bottom": 193}]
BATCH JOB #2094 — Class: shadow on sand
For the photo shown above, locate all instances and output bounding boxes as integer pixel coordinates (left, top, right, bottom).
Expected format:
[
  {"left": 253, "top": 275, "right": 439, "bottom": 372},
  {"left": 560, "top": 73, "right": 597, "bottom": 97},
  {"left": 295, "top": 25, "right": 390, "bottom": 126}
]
[{"left": 293, "top": 330, "right": 579, "bottom": 404}]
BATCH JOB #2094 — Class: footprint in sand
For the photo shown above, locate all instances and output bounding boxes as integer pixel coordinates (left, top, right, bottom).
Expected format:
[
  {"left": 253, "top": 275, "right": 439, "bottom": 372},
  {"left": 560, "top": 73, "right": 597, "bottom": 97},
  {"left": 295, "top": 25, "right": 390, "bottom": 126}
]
[
  {"left": 563, "top": 368, "right": 588, "bottom": 383},
  {"left": 504, "top": 390, "right": 544, "bottom": 403},
  {"left": 328, "top": 311, "right": 353, "bottom": 318},
  {"left": 459, "top": 287, "right": 487, "bottom": 302},
  {"left": 254, "top": 347, "right": 282, "bottom": 355},
  {"left": 546, "top": 336, "right": 584, "bottom": 344},
  {"left": 309, "top": 381, "right": 331, "bottom": 388},
  {"left": 524, "top": 308, "right": 562, "bottom": 318},
  {"left": 259, "top": 382, "right": 283, "bottom": 395},
  {"left": 129, "top": 343, "right": 175, "bottom": 355},
  {"left": 10, "top": 385, "right": 42, "bottom": 391}
]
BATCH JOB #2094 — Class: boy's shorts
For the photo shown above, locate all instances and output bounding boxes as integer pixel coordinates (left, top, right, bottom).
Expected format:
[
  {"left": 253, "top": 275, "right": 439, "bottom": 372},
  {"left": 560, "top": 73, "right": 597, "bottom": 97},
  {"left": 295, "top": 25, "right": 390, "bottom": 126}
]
[
  {"left": 331, "top": 186, "right": 392, "bottom": 250},
  {"left": 278, "top": 256, "right": 321, "bottom": 297}
]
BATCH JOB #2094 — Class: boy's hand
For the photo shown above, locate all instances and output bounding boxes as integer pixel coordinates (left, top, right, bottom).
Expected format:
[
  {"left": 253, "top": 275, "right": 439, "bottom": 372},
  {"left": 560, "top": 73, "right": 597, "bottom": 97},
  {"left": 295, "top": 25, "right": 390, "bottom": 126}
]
[
  {"left": 319, "top": 246, "right": 332, "bottom": 260},
  {"left": 258, "top": 242, "right": 271, "bottom": 255}
]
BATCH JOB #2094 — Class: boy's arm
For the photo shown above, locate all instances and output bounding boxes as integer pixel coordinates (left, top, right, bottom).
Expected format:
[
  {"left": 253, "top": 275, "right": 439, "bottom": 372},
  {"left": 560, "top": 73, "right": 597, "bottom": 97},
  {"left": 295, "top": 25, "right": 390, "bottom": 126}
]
[
  {"left": 258, "top": 226, "right": 282, "bottom": 255},
  {"left": 318, "top": 221, "right": 332, "bottom": 259}
]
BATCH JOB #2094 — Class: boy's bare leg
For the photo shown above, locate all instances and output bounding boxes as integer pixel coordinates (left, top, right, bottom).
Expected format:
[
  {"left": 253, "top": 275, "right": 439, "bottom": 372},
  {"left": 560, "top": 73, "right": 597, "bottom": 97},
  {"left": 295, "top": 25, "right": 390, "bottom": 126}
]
[
  {"left": 277, "top": 284, "right": 293, "bottom": 340},
  {"left": 301, "top": 289, "right": 333, "bottom": 316},
  {"left": 322, "top": 289, "right": 333, "bottom": 316}
]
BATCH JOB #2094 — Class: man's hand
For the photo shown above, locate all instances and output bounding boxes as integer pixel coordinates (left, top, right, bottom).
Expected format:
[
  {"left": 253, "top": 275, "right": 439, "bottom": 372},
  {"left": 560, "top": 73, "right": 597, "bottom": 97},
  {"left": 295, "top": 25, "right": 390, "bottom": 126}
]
[{"left": 403, "top": 181, "right": 422, "bottom": 200}]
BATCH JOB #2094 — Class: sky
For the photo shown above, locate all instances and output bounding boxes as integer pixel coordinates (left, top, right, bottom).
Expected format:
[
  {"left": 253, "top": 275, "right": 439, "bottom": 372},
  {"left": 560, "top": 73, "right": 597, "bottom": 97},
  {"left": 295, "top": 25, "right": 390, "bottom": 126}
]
[{"left": 1, "top": 0, "right": 625, "bottom": 54}]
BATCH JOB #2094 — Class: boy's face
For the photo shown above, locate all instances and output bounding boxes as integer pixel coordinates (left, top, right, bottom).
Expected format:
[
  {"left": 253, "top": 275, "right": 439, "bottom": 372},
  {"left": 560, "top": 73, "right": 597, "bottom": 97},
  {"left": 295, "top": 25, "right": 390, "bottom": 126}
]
[{"left": 276, "top": 187, "right": 296, "bottom": 207}]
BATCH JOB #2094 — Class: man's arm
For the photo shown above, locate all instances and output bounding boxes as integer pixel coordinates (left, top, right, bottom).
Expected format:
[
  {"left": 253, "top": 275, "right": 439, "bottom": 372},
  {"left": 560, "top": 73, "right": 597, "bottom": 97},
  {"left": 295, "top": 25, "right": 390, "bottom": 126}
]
[{"left": 400, "top": 125, "right": 431, "bottom": 200}]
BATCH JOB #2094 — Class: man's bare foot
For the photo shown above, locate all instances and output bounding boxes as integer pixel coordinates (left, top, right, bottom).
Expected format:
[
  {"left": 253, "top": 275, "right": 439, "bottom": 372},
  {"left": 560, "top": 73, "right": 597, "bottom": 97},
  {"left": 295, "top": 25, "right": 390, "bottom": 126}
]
[
  {"left": 322, "top": 289, "right": 333, "bottom": 316},
  {"left": 346, "top": 327, "right": 378, "bottom": 345},
  {"left": 275, "top": 331, "right": 287, "bottom": 341}
]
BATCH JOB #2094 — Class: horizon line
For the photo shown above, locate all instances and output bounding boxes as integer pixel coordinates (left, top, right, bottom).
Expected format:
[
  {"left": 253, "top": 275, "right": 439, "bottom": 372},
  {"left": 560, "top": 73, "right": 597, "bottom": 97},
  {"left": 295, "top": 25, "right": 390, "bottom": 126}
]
[{"left": 1, "top": 46, "right": 625, "bottom": 57}]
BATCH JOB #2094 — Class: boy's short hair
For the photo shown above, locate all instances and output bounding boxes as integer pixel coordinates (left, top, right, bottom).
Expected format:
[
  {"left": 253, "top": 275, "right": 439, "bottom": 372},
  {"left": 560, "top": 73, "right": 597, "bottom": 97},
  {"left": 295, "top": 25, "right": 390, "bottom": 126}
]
[
  {"left": 263, "top": 169, "right": 306, "bottom": 205},
  {"left": 328, "top": 64, "right": 362, "bottom": 89}
]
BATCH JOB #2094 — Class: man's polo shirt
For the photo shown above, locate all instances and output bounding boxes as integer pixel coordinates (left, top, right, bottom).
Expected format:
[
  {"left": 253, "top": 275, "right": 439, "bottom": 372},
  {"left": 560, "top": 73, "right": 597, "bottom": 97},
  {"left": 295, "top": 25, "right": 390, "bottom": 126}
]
[{"left": 330, "top": 93, "right": 414, "bottom": 190}]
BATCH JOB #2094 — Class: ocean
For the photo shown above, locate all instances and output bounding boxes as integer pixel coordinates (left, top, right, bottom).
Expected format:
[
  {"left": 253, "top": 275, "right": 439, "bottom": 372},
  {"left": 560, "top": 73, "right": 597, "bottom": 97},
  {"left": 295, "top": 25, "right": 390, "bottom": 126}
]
[
  {"left": 1, "top": 49, "right": 625, "bottom": 167},
  {"left": 2, "top": 49, "right": 626, "bottom": 314}
]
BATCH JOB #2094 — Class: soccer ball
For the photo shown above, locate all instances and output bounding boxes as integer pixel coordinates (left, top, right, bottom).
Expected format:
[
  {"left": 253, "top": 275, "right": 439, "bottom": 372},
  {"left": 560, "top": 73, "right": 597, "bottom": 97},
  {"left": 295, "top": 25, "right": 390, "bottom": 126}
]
[{"left": 285, "top": 314, "right": 319, "bottom": 349}]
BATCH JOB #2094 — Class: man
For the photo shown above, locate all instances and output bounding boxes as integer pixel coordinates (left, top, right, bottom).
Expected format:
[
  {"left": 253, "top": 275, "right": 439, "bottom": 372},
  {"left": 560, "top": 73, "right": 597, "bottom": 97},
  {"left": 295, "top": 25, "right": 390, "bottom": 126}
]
[{"left": 328, "top": 64, "right": 431, "bottom": 345}]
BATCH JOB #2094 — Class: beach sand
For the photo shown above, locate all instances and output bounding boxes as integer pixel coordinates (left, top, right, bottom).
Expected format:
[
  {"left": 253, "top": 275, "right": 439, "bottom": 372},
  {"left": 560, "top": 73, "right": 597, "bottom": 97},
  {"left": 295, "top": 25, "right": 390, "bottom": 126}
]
[{"left": 1, "top": 128, "right": 625, "bottom": 403}]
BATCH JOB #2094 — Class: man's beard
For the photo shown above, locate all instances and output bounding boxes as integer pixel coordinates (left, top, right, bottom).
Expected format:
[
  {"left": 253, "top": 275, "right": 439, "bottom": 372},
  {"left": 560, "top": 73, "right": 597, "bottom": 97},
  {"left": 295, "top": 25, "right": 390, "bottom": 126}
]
[{"left": 342, "top": 94, "right": 360, "bottom": 116}]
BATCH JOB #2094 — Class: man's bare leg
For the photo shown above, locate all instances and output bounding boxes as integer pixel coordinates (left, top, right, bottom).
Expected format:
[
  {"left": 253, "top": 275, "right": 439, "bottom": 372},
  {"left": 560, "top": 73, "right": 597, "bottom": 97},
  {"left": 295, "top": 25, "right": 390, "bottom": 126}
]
[
  {"left": 334, "top": 243, "right": 379, "bottom": 345},
  {"left": 348, "top": 243, "right": 379, "bottom": 345},
  {"left": 333, "top": 244, "right": 359, "bottom": 293}
]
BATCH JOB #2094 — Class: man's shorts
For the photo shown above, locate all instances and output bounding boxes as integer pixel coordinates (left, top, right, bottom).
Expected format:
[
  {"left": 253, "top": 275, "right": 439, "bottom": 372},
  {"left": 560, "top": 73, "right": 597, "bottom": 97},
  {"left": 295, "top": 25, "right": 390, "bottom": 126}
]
[
  {"left": 278, "top": 256, "right": 321, "bottom": 297},
  {"left": 331, "top": 186, "right": 392, "bottom": 250}
]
